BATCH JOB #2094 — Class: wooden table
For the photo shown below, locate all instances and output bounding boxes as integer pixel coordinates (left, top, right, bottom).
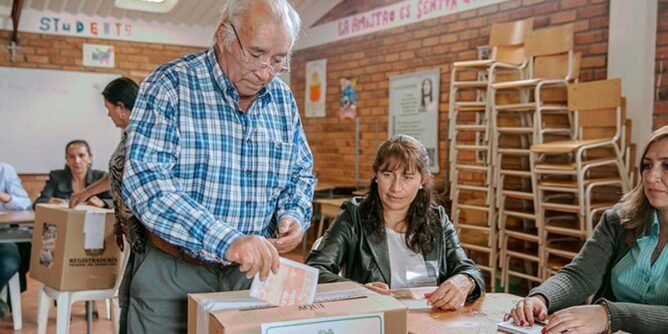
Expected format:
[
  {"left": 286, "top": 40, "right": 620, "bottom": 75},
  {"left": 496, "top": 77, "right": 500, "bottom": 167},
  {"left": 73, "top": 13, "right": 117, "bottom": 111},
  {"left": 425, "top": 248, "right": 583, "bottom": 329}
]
[
  {"left": 352, "top": 188, "right": 367, "bottom": 196},
  {"left": 0, "top": 210, "right": 35, "bottom": 243},
  {"left": 0, "top": 210, "right": 35, "bottom": 225},
  {"left": 408, "top": 293, "right": 522, "bottom": 334}
]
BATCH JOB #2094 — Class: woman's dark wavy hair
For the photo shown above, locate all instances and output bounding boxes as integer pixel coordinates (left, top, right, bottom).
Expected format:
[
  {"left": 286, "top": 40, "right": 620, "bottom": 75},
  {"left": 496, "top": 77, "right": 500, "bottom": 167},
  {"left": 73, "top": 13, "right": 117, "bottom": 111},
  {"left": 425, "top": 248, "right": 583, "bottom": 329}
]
[
  {"left": 102, "top": 77, "right": 139, "bottom": 111},
  {"left": 359, "top": 134, "right": 438, "bottom": 255}
]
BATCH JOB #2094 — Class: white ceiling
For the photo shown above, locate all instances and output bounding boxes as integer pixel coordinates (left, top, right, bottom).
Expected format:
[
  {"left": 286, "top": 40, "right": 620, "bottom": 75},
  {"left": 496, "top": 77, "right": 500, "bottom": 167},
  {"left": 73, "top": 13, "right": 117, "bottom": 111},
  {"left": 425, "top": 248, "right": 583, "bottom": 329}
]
[{"left": 0, "top": 0, "right": 341, "bottom": 29}]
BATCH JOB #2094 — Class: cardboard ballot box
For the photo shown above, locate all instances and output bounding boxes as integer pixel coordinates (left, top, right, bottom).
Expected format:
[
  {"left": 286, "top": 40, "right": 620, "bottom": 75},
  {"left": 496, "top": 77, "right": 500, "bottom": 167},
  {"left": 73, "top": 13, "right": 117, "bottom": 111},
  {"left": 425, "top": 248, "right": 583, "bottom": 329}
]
[
  {"left": 30, "top": 204, "right": 120, "bottom": 291},
  {"left": 210, "top": 294, "right": 407, "bottom": 334},
  {"left": 188, "top": 281, "right": 407, "bottom": 334}
]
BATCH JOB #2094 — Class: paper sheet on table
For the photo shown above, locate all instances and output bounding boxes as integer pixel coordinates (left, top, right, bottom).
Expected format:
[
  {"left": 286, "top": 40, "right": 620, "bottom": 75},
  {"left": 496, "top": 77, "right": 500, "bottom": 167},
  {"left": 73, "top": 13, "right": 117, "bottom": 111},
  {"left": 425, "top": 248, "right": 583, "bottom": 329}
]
[
  {"left": 83, "top": 211, "right": 105, "bottom": 249},
  {"left": 497, "top": 319, "right": 545, "bottom": 334},
  {"left": 249, "top": 257, "right": 319, "bottom": 306},
  {"left": 391, "top": 286, "right": 438, "bottom": 310}
]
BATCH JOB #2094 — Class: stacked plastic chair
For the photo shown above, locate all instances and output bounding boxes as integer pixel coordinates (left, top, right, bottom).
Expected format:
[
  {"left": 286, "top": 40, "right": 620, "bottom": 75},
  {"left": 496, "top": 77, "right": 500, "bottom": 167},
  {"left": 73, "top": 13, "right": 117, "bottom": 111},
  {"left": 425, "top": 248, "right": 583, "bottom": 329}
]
[
  {"left": 491, "top": 24, "right": 579, "bottom": 291},
  {"left": 529, "top": 78, "right": 631, "bottom": 278},
  {"left": 448, "top": 18, "right": 533, "bottom": 290}
]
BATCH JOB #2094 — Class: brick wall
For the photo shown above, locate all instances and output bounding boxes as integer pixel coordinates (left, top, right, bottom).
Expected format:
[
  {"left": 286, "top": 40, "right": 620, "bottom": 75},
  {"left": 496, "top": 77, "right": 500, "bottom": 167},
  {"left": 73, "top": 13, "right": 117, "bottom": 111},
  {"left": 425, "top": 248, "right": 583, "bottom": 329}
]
[
  {"left": 655, "top": 0, "right": 668, "bottom": 129},
  {"left": 0, "top": 30, "right": 202, "bottom": 87},
  {"left": 291, "top": 0, "right": 611, "bottom": 187}
]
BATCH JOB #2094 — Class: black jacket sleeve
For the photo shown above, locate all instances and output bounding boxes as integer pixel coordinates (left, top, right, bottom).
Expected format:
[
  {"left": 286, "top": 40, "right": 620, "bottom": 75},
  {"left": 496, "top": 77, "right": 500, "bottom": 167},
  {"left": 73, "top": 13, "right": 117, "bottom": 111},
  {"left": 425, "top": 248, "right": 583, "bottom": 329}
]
[
  {"left": 440, "top": 209, "right": 485, "bottom": 301},
  {"left": 305, "top": 205, "right": 357, "bottom": 283},
  {"left": 33, "top": 171, "right": 59, "bottom": 209}
]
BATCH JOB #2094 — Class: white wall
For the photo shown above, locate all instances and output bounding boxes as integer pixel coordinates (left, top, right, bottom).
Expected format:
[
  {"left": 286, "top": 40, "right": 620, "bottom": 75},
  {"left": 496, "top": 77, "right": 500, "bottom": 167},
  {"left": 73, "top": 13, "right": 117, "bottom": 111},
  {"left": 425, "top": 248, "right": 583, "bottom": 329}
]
[{"left": 608, "top": 0, "right": 658, "bottom": 166}]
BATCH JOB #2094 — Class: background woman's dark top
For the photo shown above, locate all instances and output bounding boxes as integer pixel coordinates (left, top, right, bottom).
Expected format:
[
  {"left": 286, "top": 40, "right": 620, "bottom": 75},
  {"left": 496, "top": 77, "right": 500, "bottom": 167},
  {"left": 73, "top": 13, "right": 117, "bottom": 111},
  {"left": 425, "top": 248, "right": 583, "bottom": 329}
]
[{"left": 34, "top": 166, "right": 112, "bottom": 208}]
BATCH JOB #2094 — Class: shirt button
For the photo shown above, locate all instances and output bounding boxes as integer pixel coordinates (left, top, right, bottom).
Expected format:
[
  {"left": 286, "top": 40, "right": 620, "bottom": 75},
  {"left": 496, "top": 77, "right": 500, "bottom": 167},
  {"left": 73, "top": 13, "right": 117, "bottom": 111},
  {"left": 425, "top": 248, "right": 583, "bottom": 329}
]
[
  {"left": 245, "top": 169, "right": 252, "bottom": 175},
  {"left": 644, "top": 277, "right": 650, "bottom": 282}
]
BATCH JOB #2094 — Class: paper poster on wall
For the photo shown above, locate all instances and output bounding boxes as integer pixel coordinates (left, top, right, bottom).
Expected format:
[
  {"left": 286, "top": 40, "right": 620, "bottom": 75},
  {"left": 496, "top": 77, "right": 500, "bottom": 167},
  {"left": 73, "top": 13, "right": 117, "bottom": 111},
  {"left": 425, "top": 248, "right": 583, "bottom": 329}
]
[
  {"left": 305, "top": 59, "right": 327, "bottom": 118},
  {"left": 389, "top": 69, "right": 440, "bottom": 173},
  {"left": 340, "top": 77, "right": 357, "bottom": 121},
  {"left": 82, "top": 43, "right": 115, "bottom": 68}
]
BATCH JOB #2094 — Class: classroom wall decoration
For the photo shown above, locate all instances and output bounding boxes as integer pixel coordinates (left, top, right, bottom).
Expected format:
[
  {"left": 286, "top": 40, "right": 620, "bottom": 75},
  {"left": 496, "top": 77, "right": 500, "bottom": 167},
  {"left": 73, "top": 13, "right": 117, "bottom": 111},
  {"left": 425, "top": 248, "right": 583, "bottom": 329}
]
[
  {"left": 305, "top": 59, "right": 327, "bottom": 118},
  {"left": 82, "top": 43, "right": 115, "bottom": 68},
  {"left": 389, "top": 69, "right": 440, "bottom": 173},
  {"left": 1, "top": 8, "right": 213, "bottom": 47},
  {"left": 339, "top": 77, "right": 357, "bottom": 121},
  {"left": 296, "top": 0, "right": 509, "bottom": 50}
]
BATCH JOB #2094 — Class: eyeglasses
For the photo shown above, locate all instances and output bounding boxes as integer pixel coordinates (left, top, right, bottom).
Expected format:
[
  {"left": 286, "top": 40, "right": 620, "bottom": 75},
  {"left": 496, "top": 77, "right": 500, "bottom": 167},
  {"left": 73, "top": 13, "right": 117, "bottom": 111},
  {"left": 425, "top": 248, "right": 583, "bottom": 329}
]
[{"left": 229, "top": 24, "right": 290, "bottom": 75}]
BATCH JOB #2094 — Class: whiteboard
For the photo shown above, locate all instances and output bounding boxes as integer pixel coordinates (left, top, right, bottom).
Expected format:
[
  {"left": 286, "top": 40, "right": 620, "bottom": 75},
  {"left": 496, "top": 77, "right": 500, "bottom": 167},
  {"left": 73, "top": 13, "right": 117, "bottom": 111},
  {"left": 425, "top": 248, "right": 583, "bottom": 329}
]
[{"left": 0, "top": 67, "right": 122, "bottom": 173}]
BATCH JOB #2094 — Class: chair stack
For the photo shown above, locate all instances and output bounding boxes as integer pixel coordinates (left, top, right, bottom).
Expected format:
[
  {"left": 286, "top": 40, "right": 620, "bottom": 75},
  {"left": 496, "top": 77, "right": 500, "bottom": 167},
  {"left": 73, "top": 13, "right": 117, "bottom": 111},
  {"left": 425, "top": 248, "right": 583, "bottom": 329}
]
[
  {"left": 529, "top": 78, "right": 632, "bottom": 279},
  {"left": 491, "top": 23, "right": 580, "bottom": 291},
  {"left": 448, "top": 21, "right": 637, "bottom": 292},
  {"left": 448, "top": 18, "right": 533, "bottom": 289}
]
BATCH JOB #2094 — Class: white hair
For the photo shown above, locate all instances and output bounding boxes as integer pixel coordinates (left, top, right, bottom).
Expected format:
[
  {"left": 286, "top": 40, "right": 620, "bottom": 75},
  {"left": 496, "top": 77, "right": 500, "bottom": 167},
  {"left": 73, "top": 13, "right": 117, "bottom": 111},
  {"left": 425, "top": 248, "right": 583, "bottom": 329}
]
[{"left": 218, "top": 0, "right": 301, "bottom": 51}]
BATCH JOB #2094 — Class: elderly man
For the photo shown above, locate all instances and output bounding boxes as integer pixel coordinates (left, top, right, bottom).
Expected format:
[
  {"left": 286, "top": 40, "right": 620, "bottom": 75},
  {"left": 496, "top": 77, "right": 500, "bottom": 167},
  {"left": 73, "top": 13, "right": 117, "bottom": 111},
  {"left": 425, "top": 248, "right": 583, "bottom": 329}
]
[
  {"left": 0, "top": 161, "right": 32, "bottom": 319},
  {"left": 121, "top": 0, "right": 315, "bottom": 332}
]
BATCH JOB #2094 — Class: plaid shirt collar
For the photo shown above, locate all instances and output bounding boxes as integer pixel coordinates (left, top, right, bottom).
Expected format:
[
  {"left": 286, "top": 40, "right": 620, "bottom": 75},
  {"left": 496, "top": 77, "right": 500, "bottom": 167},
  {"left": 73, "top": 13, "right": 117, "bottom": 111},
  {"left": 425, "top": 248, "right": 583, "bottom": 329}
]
[{"left": 206, "top": 48, "right": 272, "bottom": 108}]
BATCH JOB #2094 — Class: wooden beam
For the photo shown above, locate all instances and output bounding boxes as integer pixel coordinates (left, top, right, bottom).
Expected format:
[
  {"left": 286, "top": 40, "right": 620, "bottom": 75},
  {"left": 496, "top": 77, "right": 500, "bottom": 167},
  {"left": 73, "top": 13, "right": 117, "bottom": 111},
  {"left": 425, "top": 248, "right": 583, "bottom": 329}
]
[{"left": 11, "top": 0, "right": 25, "bottom": 43}]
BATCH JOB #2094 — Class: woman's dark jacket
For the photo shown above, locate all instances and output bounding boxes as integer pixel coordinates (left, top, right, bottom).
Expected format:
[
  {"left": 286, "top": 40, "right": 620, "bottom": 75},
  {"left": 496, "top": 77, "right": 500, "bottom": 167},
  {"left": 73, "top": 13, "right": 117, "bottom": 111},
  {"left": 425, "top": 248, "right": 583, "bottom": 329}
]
[
  {"left": 306, "top": 197, "right": 485, "bottom": 301},
  {"left": 34, "top": 167, "right": 113, "bottom": 208}
]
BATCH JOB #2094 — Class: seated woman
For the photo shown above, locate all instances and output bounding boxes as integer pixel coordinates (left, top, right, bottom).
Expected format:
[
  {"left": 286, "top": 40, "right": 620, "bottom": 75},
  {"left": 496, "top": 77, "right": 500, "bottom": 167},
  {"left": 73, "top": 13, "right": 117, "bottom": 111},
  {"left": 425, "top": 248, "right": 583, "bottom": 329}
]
[
  {"left": 506, "top": 126, "right": 668, "bottom": 334},
  {"left": 306, "top": 135, "right": 484, "bottom": 310},
  {"left": 34, "top": 139, "right": 112, "bottom": 208}
]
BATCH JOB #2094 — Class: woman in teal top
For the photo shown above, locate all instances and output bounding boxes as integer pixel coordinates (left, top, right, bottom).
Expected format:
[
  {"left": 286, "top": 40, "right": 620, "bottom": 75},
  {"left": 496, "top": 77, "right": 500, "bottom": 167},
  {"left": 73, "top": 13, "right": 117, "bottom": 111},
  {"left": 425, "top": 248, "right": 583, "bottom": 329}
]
[{"left": 506, "top": 125, "right": 668, "bottom": 334}]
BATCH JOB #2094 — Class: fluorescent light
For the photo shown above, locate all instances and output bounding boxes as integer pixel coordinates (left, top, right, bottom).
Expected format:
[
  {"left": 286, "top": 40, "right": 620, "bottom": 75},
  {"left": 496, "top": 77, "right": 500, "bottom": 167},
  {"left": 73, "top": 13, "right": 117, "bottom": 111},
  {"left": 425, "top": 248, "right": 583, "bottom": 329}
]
[{"left": 114, "top": 0, "right": 178, "bottom": 13}]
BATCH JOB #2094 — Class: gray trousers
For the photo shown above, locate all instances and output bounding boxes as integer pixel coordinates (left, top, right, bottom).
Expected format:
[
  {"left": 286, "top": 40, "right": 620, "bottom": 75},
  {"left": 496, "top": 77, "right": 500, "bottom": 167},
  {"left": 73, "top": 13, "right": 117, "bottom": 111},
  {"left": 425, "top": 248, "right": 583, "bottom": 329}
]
[{"left": 118, "top": 242, "right": 251, "bottom": 334}]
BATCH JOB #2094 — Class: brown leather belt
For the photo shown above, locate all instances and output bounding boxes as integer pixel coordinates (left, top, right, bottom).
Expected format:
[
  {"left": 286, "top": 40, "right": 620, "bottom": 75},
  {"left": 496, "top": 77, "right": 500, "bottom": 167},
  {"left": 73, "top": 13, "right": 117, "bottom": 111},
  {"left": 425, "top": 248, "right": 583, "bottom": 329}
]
[{"left": 146, "top": 230, "right": 224, "bottom": 268}]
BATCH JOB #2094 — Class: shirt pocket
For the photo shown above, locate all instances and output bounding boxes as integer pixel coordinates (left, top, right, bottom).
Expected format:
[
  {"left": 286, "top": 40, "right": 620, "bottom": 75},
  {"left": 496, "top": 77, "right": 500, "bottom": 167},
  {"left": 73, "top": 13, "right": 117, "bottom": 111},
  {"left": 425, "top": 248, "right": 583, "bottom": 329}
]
[{"left": 252, "top": 138, "right": 293, "bottom": 200}]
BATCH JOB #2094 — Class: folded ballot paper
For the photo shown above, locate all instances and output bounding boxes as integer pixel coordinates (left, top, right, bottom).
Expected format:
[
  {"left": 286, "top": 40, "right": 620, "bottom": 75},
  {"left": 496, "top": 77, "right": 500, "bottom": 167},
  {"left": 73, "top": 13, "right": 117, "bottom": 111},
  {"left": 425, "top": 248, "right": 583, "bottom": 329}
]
[
  {"left": 390, "top": 286, "right": 438, "bottom": 310},
  {"left": 249, "top": 257, "right": 319, "bottom": 306},
  {"left": 497, "top": 319, "right": 545, "bottom": 334}
]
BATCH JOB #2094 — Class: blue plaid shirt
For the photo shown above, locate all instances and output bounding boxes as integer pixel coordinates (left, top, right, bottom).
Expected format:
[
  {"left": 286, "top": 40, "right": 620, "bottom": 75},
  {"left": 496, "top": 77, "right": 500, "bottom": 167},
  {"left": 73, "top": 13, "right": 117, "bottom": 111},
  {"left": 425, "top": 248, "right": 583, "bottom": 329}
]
[{"left": 122, "top": 49, "right": 315, "bottom": 264}]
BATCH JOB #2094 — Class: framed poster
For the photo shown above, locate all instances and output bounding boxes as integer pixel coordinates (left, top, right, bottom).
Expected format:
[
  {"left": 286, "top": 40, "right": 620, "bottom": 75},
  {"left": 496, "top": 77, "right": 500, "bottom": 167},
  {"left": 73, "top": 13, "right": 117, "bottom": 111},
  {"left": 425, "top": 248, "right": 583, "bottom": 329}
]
[
  {"left": 389, "top": 69, "right": 440, "bottom": 173},
  {"left": 82, "top": 43, "right": 115, "bottom": 68},
  {"left": 305, "top": 59, "right": 327, "bottom": 117}
]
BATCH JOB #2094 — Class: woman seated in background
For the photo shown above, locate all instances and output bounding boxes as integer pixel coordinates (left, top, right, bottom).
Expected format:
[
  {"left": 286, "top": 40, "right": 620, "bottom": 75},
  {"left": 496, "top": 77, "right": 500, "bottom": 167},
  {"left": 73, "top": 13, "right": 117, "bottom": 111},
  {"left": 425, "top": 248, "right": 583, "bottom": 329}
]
[
  {"left": 306, "top": 134, "right": 484, "bottom": 310},
  {"left": 34, "top": 139, "right": 112, "bottom": 208},
  {"left": 506, "top": 126, "right": 668, "bottom": 334}
]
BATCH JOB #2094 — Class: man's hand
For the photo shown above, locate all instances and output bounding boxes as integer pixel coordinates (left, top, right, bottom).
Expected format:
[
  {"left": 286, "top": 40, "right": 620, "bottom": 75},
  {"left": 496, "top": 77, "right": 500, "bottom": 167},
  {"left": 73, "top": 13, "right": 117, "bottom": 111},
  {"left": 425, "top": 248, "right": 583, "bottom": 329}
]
[
  {"left": 269, "top": 217, "right": 304, "bottom": 253},
  {"left": 225, "top": 235, "right": 279, "bottom": 281},
  {"left": 0, "top": 192, "right": 11, "bottom": 203}
]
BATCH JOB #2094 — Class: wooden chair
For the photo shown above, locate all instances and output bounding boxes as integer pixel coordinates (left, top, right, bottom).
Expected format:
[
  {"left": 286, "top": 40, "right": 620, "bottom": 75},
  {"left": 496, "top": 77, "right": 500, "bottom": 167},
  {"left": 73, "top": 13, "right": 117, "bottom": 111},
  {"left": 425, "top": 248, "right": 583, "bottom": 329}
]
[
  {"left": 530, "top": 79, "right": 630, "bottom": 278},
  {"left": 448, "top": 19, "right": 533, "bottom": 291},
  {"left": 491, "top": 23, "right": 579, "bottom": 147},
  {"left": 448, "top": 18, "right": 533, "bottom": 189},
  {"left": 493, "top": 24, "right": 579, "bottom": 290}
]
